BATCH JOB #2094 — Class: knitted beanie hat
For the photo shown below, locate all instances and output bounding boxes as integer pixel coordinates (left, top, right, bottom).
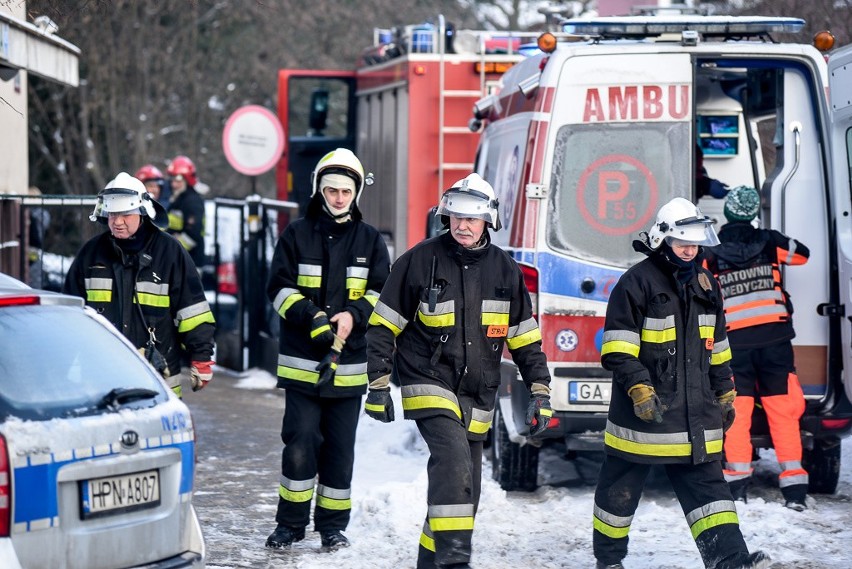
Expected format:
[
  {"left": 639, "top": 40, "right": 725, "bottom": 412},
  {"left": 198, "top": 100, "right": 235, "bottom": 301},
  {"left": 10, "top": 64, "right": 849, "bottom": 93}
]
[{"left": 724, "top": 186, "right": 760, "bottom": 222}]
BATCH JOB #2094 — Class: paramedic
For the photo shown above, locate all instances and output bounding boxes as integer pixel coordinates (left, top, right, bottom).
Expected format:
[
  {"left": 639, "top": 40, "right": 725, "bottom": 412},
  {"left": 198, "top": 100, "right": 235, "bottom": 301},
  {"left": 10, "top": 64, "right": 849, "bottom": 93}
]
[
  {"left": 63, "top": 172, "right": 216, "bottom": 397},
  {"left": 696, "top": 145, "right": 729, "bottom": 199},
  {"left": 364, "top": 173, "right": 552, "bottom": 568},
  {"left": 264, "top": 148, "right": 390, "bottom": 551},
  {"left": 594, "top": 197, "right": 769, "bottom": 569},
  {"left": 166, "top": 155, "right": 206, "bottom": 268},
  {"left": 702, "top": 186, "right": 810, "bottom": 510}
]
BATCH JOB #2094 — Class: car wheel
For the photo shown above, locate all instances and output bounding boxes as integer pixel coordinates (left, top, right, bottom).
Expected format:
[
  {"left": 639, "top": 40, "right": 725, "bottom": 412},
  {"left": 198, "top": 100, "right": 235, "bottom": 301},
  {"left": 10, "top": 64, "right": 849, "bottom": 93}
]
[
  {"left": 490, "top": 403, "right": 539, "bottom": 491},
  {"left": 802, "top": 436, "right": 841, "bottom": 494}
]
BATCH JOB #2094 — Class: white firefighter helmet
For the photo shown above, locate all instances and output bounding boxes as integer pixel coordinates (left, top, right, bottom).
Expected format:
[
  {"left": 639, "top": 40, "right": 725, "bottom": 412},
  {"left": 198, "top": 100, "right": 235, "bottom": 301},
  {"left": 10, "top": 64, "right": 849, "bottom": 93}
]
[
  {"left": 435, "top": 173, "right": 501, "bottom": 231},
  {"left": 90, "top": 172, "right": 169, "bottom": 229},
  {"left": 646, "top": 197, "right": 719, "bottom": 250},
  {"left": 310, "top": 148, "right": 373, "bottom": 206}
]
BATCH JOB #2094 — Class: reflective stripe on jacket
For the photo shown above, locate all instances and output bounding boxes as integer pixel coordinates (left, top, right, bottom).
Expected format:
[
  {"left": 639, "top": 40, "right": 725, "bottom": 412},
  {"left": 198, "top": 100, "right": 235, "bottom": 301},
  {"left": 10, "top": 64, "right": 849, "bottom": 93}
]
[
  {"left": 367, "top": 231, "right": 550, "bottom": 441},
  {"left": 267, "top": 213, "right": 390, "bottom": 397},
  {"left": 601, "top": 251, "right": 734, "bottom": 465}
]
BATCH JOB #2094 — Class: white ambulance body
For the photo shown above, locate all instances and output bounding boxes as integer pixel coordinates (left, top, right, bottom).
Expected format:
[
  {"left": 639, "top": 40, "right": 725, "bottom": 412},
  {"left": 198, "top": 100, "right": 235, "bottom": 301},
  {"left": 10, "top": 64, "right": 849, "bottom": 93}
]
[{"left": 479, "top": 15, "right": 852, "bottom": 493}]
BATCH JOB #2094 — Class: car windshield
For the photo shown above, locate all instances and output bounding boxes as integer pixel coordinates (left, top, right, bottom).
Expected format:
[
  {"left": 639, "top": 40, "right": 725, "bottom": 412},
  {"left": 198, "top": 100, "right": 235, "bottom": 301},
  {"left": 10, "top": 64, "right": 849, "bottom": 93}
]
[{"left": 0, "top": 304, "right": 167, "bottom": 421}]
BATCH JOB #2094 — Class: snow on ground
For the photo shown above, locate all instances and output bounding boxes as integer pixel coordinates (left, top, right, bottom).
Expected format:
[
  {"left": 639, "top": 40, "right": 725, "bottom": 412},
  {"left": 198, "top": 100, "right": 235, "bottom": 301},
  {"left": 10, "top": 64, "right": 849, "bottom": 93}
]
[{"left": 223, "top": 370, "right": 852, "bottom": 568}]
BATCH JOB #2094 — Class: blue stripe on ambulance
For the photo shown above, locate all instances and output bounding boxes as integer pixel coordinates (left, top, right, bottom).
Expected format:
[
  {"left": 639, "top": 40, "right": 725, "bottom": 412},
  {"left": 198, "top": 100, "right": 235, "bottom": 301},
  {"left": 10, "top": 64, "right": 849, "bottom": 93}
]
[{"left": 510, "top": 250, "right": 625, "bottom": 302}]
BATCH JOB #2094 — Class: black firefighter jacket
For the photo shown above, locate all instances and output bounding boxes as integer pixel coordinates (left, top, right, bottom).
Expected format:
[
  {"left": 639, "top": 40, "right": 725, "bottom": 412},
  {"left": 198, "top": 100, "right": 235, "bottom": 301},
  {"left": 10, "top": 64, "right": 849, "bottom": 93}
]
[
  {"left": 267, "top": 213, "right": 390, "bottom": 398},
  {"left": 600, "top": 248, "right": 735, "bottom": 465},
  {"left": 63, "top": 222, "right": 216, "bottom": 377},
  {"left": 167, "top": 186, "right": 206, "bottom": 268},
  {"left": 366, "top": 231, "right": 551, "bottom": 441}
]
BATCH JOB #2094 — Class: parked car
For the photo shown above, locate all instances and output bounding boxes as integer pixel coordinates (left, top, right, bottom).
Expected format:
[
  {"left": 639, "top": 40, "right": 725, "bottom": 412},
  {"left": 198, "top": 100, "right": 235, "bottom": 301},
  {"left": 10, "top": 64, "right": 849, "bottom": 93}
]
[{"left": 0, "top": 273, "right": 205, "bottom": 569}]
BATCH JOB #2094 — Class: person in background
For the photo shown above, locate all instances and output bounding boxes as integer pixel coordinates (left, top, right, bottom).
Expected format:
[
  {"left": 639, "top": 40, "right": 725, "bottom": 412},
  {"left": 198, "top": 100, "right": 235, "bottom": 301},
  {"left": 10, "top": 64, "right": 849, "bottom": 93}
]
[
  {"left": 696, "top": 144, "right": 730, "bottom": 200},
  {"left": 63, "top": 172, "right": 216, "bottom": 398},
  {"left": 702, "top": 186, "right": 811, "bottom": 511},
  {"left": 135, "top": 164, "right": 167, "bottom": 203},
  {"left": 264, "top": 148, "right": 390, "bottom": 552},
  {"left": 166, "top": 155, "right": 206, "bottom": 268},
  {"left": 365, "top": 173, "right": 552, "bottom": 569},
  {"left": 594, "top": 197, "right": 769, "bottom": 569},
  {"left": 26, "top": 186, "right": 52, "bottom": 289}
]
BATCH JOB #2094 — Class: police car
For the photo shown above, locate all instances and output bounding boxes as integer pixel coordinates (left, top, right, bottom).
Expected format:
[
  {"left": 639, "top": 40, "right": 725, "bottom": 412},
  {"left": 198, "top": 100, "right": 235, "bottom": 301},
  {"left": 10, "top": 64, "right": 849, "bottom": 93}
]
[{"left": 0, "top": 273, "right": 204, "bottom": 569}]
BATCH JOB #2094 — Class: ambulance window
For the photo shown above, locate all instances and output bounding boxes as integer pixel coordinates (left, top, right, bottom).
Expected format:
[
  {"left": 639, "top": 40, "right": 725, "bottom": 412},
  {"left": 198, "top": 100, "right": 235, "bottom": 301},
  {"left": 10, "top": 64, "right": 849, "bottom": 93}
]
[{"left": 547, "top": 122, "right": 689, "bottom": 267}]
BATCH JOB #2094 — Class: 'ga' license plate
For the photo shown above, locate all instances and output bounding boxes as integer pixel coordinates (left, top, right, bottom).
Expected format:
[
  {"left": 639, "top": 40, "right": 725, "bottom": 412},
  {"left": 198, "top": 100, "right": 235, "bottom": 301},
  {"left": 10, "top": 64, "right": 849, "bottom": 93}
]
[
  {"left": 569, "top": 381, "right": 612, "bottom": 405},
  {"left": 81, "top": 469, "right": 160, "bottom": 519}
]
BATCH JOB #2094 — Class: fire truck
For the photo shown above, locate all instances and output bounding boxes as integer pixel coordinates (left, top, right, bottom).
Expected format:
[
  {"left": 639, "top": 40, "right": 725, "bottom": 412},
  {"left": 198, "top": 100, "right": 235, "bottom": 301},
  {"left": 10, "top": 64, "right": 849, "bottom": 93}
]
[
  {"left": 275, "top": 14, "right": 852, "bottom": 494},
  {"left": 275, "top": 17, "right": 536, "bottom": 258},
  {"left": 473, "top": 14, "right": 852, "bottom": 492}
]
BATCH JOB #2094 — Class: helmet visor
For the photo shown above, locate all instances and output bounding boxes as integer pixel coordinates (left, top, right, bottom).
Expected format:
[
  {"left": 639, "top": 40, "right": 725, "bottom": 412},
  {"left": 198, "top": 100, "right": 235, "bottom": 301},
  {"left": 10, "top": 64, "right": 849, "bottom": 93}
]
[
  {"left": 99, "top": 189, "right": 145, "bottom": 216},
  {"left": 435, "top": 190, "right": 494, "bottom": 222},
  {"left": 667, "top": 216, "right": 720, "bottom": 247}
]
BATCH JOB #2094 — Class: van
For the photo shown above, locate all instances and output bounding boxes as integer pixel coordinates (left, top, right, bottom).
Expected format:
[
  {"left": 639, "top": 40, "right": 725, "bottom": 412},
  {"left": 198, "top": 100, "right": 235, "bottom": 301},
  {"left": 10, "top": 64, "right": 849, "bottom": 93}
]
[{"left": 478, "top": 14, "right": 852, "bottom": 493}]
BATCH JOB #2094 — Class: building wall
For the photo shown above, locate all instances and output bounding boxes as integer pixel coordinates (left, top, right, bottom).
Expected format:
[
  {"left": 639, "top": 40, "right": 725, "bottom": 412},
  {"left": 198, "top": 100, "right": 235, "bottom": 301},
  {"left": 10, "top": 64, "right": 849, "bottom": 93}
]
[{"left": 0, "top": 1, "right": 29, "bottom": 195}]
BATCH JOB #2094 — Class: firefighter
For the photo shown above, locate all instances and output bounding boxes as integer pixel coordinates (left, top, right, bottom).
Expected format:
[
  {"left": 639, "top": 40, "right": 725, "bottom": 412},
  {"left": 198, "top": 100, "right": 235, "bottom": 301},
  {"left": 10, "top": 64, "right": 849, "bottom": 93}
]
[
  {"left": 703, "top": 186, "right": 810, "bottom": 510},
  {"left": 364, "top": 173, "right": 552, "bottom": 568},
  {"left": 134, "top": 164, "right": 166, "bottom": 203},
  {"left": 594, "top": 197, "right": 769, "bottom": 569},
  {"left": 264, "top": 148, "right": 390, "bottom": 551},
  {"left": 166, "top": 155, "right": 206, "bottom": 268},
  {"left": 63, "top": 172, "right": 216, "bottom": 398}
]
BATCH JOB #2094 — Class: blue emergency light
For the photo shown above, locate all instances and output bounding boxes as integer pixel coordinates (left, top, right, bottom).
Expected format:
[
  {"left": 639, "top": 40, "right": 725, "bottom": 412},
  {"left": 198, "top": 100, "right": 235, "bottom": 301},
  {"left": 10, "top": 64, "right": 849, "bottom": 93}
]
[{"left": 561, "top": 16, "right": 805, "bottom": 39}]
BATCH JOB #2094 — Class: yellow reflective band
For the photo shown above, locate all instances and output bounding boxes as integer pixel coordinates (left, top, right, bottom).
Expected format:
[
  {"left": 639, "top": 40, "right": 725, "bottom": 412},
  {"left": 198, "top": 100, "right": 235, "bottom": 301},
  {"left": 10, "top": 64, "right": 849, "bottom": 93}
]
[
  {"left": 604, "top": 431, "right": 691, "bottom": 457},
  {"left": 506, "top": 327, "right": 541, "bottom": 350},
  {"left": 369, "top": 311, "right": 402, "bottom": 336},
  {"left": 172, "top": 385, "right": 182, "bottom": 398},
  {"left": 279, "top": 485, "right": 313, "bottom": 503},
  {"left": 601, "top": 340, "right": 641, "bottom": 357},
  {"left": 362, "top": 293, "right": 379, "bottom": 307},
  {"left": 593, "top": 516, "right": 630, "bottom": 539},
  {"left": 334, "top": 372, "right": 368, "bottom": 387},
  {"left": 297, "top": 275, "right": 321, "bottom": 288},
  {"left": 365, "top": 401, "right": 386, "bottom": 413},
  {"left": 641, "top": 328, "right": 676, "bottom": 343},
  {"left": 710, "top": 347, "right": 732, "bottom": 365},
  {"left": 403, "top": 395, "right": 462, "bottom": 419},
  {"left": 468, "top": 419, "right": 492, "bottom": 435},
  {"left": 699, "top": 325, "right": 714, "bottom": 339},
  {"left": 317, "top": 495, "right": 351, "bottom": 511},
  {"left": 690, "top": 511, "right": 739, "bottom": 539},
  {"left": 87, "top": 290, "right": 112, "bottom": 303},
  {"left": 706, "top": 438, "right": 723, "bottom": 454},
  {"left": 280, "top": 292, "right": 305, "bottom": 317},
  {"left": 430, "top": 516, "right": 475, "bottom": 532},
  {"left": 540, "top": 408, "right": 553, "bottom": 418},
  {"left": 346, "top": 277, "right": 367, "bottom": 290},
  {"left": 419, "top": 532, "right": 436, "bottom": 552},
  {"left": 135, "top": 292, "right": 170, "bottom": 308},
  {"left": 481, "top": 312, "right": 509, "bottom": 326},
  {"left": 418, "top": 311, "right": 455, "bottom": 328},
  {"left": 177, "top": 310, "right": 215, "bottom": 333},
  {"left": 311, "top": 323, "right": 332, "bottom": 339},
  {"left": 168, "top": 212, "right": 184, "bottom": 231},
  {"left": 277, "top": 365, "right": 319, "bottom": 383}
]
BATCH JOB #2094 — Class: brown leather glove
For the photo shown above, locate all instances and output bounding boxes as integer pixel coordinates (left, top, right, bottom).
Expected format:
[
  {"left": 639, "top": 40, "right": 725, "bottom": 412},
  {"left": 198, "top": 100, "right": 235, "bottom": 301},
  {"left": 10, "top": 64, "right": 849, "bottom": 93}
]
[
  {"left": 628, "top": 384, "right": 663, "bottom": 424},
  {"left": 717, "top": 389, "right": 737, "bottom": 432}
]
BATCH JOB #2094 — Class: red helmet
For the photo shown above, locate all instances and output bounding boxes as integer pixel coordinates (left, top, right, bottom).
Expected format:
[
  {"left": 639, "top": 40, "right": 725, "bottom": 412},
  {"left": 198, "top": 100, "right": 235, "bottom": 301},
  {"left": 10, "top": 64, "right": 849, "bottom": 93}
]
[
  {"left": 134, "top": 164, "right": 164, "bottom": 183},
  {"left": 167, "top": 155, "right": 197, "bottom": 186}
]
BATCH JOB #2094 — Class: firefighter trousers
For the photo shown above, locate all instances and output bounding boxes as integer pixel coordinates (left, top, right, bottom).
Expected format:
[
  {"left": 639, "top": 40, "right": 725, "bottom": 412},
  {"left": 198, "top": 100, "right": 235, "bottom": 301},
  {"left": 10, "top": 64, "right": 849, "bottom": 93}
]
[
  {"left": 593, "top": 454, "right": 750, "bottom": 569},
  {"left": 724, "top": 341, "right": 808, "bottom": 501},
  {"left": 274, "top": 389, "right": 361, "bottom": 531},
  {"left": 415, "top": 415, "right": 483, "bottom": 569}
]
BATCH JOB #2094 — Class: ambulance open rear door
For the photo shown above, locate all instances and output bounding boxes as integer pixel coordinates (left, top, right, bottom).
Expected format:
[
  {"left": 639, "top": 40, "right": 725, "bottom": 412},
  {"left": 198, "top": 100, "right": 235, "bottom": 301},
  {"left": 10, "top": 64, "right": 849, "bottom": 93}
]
[{"left": 828, "top": 45, "right": 852, "bottom": 405}]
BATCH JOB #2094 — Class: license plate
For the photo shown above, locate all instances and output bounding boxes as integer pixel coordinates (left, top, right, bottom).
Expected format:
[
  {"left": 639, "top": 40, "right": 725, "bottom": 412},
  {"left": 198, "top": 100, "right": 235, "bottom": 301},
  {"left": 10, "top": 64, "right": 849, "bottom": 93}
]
[
  {"left": 569, "top": 381, "right": 612, "bottom": 405},
  {"left": 81, "top": 469, "right": 160, "bottom": 519}
]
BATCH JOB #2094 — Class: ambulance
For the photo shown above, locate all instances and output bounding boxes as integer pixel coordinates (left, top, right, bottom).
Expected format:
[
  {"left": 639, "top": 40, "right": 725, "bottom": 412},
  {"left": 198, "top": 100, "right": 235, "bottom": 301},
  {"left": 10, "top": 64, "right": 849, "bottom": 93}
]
[{"left": 479, "top": 14, "right": 852, "bottom": 492}]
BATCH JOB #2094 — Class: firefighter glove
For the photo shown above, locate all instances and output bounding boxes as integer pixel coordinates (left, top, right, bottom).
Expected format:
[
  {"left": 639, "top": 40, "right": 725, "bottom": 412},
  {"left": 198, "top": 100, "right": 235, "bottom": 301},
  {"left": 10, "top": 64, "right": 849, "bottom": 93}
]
[
  {"left": 190, "top": 360, "right": 214, "bottom": 392},
  {"left": 717, "top": 389, "right": 737, "bottom": 432},
  {"left": 628, "top": 383, "right": 664, "bottom": 424},
  {"left": 315, "top": 334, "right": 345, "bottom": 388},
  {"left": 525, "top": 384, "right": 553, "bottom": 437},
  {"left": 365, "top": 375, "right": 394, "bottom": 423},
  {"left": 310, "top": 310, "right": 335, "bottom": 345}
]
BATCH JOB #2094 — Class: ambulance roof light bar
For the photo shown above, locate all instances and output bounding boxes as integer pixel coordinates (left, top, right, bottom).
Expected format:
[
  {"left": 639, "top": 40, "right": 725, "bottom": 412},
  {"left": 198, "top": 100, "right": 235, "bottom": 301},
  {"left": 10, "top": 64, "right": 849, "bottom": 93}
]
[{"left": 561, "top": 16, "right": 805, "bottom": 41}]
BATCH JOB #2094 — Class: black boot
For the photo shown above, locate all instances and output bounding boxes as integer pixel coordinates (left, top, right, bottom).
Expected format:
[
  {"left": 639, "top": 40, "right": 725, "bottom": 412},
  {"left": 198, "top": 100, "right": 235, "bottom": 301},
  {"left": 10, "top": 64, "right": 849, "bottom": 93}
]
[
  {"left": 265, "top": 525, "right": 305, "bottom": 549},
  {"left": 596, "top": 561, "right": 626, "bottom": 569},
  {"left": 320, "top": 529, "right": 351, "bottom": 550},
  {"left": 728, "top": 478, "right": 750, "bottom": 503},
  {"left": 722, "top": 550, "right": 771, "bottom": 569}
]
